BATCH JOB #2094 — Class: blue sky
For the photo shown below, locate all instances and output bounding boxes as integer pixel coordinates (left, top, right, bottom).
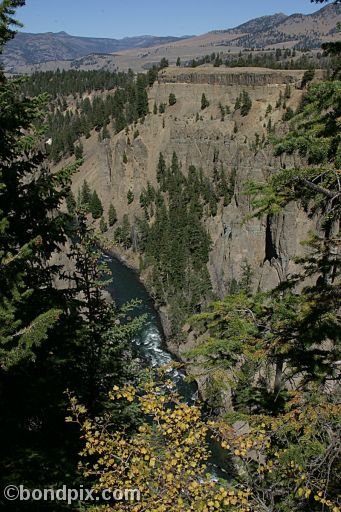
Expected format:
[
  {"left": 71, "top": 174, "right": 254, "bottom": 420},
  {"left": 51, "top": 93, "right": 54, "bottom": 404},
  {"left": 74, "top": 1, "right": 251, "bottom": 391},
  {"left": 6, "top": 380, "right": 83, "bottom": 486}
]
[{"left": 18, "top": 0, "right": 320, "bottom": 39}]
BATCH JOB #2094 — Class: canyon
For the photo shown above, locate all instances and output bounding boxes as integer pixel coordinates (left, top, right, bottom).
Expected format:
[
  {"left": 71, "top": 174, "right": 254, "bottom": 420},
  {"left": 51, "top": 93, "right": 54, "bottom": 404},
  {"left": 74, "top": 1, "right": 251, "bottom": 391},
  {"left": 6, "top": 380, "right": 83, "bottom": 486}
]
[{"left": 65, "top": 66, "right": 320, "bottom": 339}]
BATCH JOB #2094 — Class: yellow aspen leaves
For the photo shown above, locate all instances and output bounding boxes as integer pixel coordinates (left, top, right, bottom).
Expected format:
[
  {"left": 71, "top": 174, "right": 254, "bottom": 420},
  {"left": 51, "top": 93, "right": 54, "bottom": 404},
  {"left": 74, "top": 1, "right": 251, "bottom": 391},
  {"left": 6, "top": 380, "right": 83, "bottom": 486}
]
[{"left": 68, "top": 374, "right": 340, "bottom": 512}]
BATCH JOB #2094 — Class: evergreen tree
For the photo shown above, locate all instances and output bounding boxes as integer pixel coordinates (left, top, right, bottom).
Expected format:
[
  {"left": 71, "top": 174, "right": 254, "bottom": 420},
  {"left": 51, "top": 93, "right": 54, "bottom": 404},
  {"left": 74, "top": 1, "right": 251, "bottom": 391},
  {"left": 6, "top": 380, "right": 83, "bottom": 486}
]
[
  {"left": 159, "top": 57, "right": 169, "bottom": 69},
  {"left": 99, "top": 216, "right": 108, "bottom": 233},
  {"left": 201, "top": 93, "right": 209, "bottom": 110},
  {"left": 156, "top": 152, "right": 167, "bottom": 186},
  {"left": 89, "top": 190, "right": 103, "bottom": 219},
  {"left": 136, "top": 74, "right": 149, "bottom": 118},
  {"left": 74, "top": 141, "right": 83, "bottom": 160},
  {"left": 240, "top": 90, "right": 252, "bottom": 116},
  {"left": 139, "top": 154, "right": 213, "bottom": 331},
  {"left": 66, "top": 190, "right": 76, "bottom": 214},
  {"left": 80, "top": 180, "right": 92, "bottom": 209},
  {"left": 127, "top": 189, "right": 134, "bottom": 204},
  {"left": 0, "top": 0, "right": 77, "bottom": 369},
  {"left": 159, "top": 103, "right": 166, "bottom": 114},
  {"left": 108, "top": 203, "right": 117, "bottom": 226},
  {"left": 101, "top": 124, "right": 110, "bottom": 140},
  {"left": 168, "top": 93, "right": 177, "bottom": 106},
  {"left": 121, "top": 214, "right": 132, "bottom": 248}
]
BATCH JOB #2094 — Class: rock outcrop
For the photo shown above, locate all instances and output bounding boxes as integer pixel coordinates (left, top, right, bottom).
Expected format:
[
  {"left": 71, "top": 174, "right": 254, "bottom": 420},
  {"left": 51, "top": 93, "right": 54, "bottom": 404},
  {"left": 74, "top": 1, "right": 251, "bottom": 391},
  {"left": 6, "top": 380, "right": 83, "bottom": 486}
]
[{"left": 157, "top": 66, "right": 312, "bottom": 87}]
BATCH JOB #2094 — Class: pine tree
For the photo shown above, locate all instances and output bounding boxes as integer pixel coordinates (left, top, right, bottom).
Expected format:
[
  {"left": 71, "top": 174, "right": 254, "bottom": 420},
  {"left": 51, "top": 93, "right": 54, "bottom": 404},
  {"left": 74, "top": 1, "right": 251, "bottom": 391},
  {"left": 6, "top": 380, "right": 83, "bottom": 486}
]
[
  {"left": 99, "top": 216, "right": 108, "bottom": 233},
  {"left": 108, "top": 203, "right": 117, "bottom": 226},
  {"left": 66, "top": 190, "right": 76, "bottom": 214},
  {"left": 74, "top": 141, "right": 83, "bottom": 159},
  {"left": 159, "top": 57, "right": 169, "bottom": 69},
  {"left": 168, "top": 93, "right": 177, "bottom": 106},
  {"left": 156, "top": 152, "right": 167, "bottom": 186},
  {"left": 121, "top": 214, "right": 132, "bottom": 248},
  {"left": 201, "top": 93, "right": 209, "bottom": 110},
  {"left": 240, "top": 90, "right": 252, "bottom": 116},
  {"left": 0, "top": 1, "right": 78, "bottom": 368},
  {"left": 246, "top": 79, "right": 341, "bottom": 386},
  {"left": 136, "top": 74, "right": 148, "bottom": 118},
  {"left": 80, "top": 180, "right": 92, "bottom": 209},
  {"left": 89, "top": 190, "right": 103, "bottom": 219}
]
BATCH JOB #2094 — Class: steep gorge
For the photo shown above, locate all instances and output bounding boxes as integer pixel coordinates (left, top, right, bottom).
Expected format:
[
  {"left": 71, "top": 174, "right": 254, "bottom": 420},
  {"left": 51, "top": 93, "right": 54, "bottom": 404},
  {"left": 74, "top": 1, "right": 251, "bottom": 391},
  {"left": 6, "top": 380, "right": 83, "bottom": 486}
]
[{"left": 69, "top": 67, "right": 316, "bottom": 313}]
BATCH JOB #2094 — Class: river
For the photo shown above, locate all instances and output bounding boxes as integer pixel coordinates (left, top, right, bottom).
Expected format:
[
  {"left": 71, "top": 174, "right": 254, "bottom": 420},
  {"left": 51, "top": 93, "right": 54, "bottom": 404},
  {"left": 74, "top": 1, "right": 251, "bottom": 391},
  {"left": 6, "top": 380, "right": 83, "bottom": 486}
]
[{"left": 104, "top": 253, "right": 229, "bottom": 479}]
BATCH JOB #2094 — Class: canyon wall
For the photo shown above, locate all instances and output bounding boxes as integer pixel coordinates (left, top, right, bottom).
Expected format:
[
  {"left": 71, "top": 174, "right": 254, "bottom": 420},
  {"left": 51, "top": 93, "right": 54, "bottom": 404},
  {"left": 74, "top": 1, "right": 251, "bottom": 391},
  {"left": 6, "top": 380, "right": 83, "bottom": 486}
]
[{"left": 70, "top": 67, "right": 317, "bottom": 297}]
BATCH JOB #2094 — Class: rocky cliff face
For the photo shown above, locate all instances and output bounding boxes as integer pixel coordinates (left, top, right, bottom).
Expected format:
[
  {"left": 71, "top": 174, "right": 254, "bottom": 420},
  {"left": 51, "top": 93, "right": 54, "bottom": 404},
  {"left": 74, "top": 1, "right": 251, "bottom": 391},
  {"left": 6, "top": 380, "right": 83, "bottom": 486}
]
[
  {"left": 70, "top": 67, "right": 316, "bottom": 301},
  {"left": 157, "top": 67, "right": 310, "bottom": 86}
]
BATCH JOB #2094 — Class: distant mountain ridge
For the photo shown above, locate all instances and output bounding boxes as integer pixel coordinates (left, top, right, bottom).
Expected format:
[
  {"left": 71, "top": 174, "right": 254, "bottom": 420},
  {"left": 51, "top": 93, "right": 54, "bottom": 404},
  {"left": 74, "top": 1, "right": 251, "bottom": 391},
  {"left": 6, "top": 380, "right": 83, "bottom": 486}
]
[
  {"left": 2, "top": 3, "right": 341, "bottom": 74},
  {"left": 209, "top": 3, "right": 341, "bottom": 49},
  {"left": 2, "top": 31, "right": 192, "bottom": 72},
  {"left": 213, "top": 13, "right": 288, "bottom": 35}
]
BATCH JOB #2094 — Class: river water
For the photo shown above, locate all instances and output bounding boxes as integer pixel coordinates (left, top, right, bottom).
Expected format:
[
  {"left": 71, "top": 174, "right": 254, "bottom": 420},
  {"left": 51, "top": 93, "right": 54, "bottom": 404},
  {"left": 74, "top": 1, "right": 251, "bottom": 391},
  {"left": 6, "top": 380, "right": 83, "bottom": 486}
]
[{"left": 104, "top": 254, "right": 228, "bottom": 478}]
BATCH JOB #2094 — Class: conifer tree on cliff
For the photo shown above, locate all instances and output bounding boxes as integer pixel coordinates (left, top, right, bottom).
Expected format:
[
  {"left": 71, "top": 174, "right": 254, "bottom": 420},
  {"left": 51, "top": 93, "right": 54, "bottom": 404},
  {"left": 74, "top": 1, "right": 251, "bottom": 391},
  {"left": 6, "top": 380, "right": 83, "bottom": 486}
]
[{"left": 0, "top": 0, "right": 78, "bottom": 369}]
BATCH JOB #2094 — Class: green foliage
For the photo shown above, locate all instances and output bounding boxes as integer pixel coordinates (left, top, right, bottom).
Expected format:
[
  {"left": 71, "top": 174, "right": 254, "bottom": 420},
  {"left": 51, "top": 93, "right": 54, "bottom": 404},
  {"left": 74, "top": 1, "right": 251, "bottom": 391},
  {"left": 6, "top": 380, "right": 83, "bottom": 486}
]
[
  {"left": 214, "top": 391, "right": 340, "bottom": 512},
  {"left": 235, "top": 90, "right": 252, "bottom": 116},
  {"left": 136, "top": 73, "right": 149, "bottom": 118},
  {"left": 66, "top": 189, "right": 76, "bottom": 214},
  {"left": 159, "top": 102, "right": 166, "bottom": 114},
  {"left": 266, "top": 103, "right": 273, "bottom": 115},
  {"left": 168, "top": 92, "right": 177, "bottom": 106},
  {"left": 237, "top": 75, "right": 341, "bottom": 429},
  {"left": 218, "top": 102, "right": 231, "bottom": 121},
  {"left": 188, "top": 286, "right": 339, "bottom": 413},
  {"left": 274, "top": 81, "right": 341, "bottom": 166},
  {"left": 115, "top": 214, "right": 132, "bottom": 249},
  {"left": 19, "top": 68, "right": 152, "bottom": 162},
  {"left": 159, "top": 57, "right": 169, "bottom": 69},
  {"left": 127, "top": 189, "right": 134, "bottom": 204},
  {"left": 201, "top": 93, "right": 209, "bottom": 110},
  {"left": 89, "top": 190, "right": 103, "bottom": 219},
  {"left": 137, "top": 153, "right": 213, "bottom": 331},
  {"left": 101, "top": 124, "right": 110, "bottom": 140},
  {"left": 99, "top": 216, "right": 108, "bottom": 233},
  {"left": 80, "top": 179, "right": 92, "bottom": 209},
  {"left": 0, "top": 76, "right": 76, "bottom": 373},
  {"left": 74, "top": 141, "right": 83, "bottom": 159},
  {"left": 282, "top": 106, "right": 295, "bottom": 121},
  {"left": 0, "top": 0, "right": 25, "bottom": 50},
  {"left": 0, "top": 3, "right": 138, "bottom": 500},
  {"left": 190, "top": 45, "right": 341, "bottom": 72},
  {"left": 108, "top": 203, "right": 117, "bottom": 226},
  {"left": 301, "top": 68, "right": 315, "bottom": 88}
]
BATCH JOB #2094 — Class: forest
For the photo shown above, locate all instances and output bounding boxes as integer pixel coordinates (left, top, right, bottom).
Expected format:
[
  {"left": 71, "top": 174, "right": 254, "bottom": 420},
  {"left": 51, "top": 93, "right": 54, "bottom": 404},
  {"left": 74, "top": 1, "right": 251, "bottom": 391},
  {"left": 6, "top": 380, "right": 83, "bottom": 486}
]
[{"left": 0, "top": 0, "right": 340, "bottom": 511}]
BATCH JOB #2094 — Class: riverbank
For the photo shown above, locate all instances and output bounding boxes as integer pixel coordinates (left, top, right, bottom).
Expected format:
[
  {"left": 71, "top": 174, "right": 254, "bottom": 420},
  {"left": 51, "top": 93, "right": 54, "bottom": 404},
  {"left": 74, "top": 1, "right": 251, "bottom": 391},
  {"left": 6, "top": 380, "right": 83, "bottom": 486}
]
[
  {"left": 101, "top": 239, "right": 217, "bottom": 407},
  {"left": 101, "top": 240, "right": 175, "bottom": 339}
]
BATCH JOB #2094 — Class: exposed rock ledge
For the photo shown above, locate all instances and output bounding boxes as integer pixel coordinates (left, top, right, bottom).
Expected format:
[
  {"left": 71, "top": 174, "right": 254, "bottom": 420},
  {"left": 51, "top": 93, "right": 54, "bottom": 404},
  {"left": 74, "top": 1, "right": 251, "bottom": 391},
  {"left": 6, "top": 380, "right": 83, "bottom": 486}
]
[{"left": 158, "top": 66, "right": 325, "bottom": 87}]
